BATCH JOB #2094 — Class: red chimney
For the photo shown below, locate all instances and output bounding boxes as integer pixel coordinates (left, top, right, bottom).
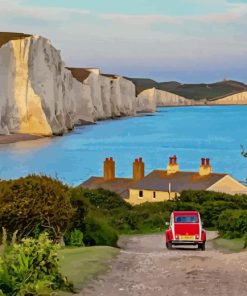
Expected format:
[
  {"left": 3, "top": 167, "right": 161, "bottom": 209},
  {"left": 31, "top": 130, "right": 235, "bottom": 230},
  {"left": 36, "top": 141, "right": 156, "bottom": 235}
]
[
  {"left": 173, "top": 155, "right": 177, "bottom": 165},
  {"left": 104, "top": 157, "right": 115, "bottom": 181},
  {"left": 206, "top": 158, "right": 210, "bottom": 166},
  {"left": 133, "top": 157, "right": 145, "bottom": 181},
  {"left": 201, "top": 158, "right": 205, "bottom": 165}
]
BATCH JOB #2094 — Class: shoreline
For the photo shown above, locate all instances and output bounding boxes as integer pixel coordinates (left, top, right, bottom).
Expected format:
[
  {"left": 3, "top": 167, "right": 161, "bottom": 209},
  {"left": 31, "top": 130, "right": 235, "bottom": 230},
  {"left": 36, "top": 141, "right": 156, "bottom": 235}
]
[
  {"left": 0, "top": 134, "right": 44, "bottom": 145},
  {"left": 0, "top": 104, "right": 246, "bottom": 145}
]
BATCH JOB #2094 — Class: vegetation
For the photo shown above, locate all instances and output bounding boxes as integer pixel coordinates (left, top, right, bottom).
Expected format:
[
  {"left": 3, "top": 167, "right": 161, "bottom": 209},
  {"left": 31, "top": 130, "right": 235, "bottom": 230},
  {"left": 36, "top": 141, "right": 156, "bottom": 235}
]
[
  {"left": 1, "top": 175, "right": 247, "bottom": 294},
  {"left": 59, "top": 246, "right": 119, "bottom": 293},
  {"left": 0, "top": 232, "right": 72, "bottom": 295},
  {"left": 213, "top": 237, "right": 246, "bottom": 253},
  {"left": 1, "top": 176, "right": 247, "bottom": 244},
  {"left": 126, "top": 77, "right": 247, "bottom": 99},
  {"left": 0, "top": 176, "right": 75, "bottom": 243}
]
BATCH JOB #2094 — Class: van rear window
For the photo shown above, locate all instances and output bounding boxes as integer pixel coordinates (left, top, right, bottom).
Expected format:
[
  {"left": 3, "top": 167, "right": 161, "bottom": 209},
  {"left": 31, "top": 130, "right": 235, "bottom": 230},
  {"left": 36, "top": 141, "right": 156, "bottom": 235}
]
[{"left": 175, "top": 216, "right": 198, "bottom": 223}]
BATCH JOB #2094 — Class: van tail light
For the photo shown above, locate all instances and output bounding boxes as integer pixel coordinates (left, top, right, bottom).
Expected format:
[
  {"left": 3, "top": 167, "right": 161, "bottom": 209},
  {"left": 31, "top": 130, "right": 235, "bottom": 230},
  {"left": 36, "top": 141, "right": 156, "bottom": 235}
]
[{"left": 176, "top": 235, "right": 179, "bottom": 239}]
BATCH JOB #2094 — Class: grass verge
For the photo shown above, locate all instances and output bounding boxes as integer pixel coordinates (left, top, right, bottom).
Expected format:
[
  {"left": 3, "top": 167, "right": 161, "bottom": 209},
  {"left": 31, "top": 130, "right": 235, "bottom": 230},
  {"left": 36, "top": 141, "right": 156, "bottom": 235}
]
[
  {"left": 58, "top": 246, "right": 119, "bottom": 295},
  {"left": 213, "top": 237, "right": 246, "bottom": 254}
]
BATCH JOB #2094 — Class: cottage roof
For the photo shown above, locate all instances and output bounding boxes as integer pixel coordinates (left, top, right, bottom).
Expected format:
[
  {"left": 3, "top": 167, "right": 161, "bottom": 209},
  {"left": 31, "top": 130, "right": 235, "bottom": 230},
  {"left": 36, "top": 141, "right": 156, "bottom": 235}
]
[
  {"left": 81, "top": 176, "right": 135, "bottom": 198},
  {"left": 131, "top": 170, "right": 227, "bottom": 192}
]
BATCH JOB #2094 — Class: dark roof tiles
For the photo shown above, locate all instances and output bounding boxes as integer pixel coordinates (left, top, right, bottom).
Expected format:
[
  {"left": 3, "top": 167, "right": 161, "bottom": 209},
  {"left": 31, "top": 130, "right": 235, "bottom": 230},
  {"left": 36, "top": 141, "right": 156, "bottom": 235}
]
[
  {"left": 131, "top": 170, "right": 227, "bottom": 192},
  {"left": 81, "top": 176, "right": 135, "bottom": 198}
]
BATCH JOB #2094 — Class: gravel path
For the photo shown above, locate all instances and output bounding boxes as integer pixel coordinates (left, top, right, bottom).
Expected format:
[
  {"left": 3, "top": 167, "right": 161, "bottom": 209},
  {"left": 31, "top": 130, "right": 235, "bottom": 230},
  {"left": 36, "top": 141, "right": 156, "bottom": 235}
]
[{"left": 81, "top": 232, "right": 247, "bottom": 296}]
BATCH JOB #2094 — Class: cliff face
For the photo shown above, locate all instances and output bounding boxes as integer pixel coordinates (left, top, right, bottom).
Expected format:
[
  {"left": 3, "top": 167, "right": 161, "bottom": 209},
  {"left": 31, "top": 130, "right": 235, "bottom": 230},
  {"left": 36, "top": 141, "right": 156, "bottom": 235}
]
[
  {"left": 0, "top": 35, "right": 137, "bottom": 136},
  {"left": 136, "top": 88, "right": 201, "bottom": 111},
  {"left": 82, "top": 71, "right": 137, "bottom": 119},
  {"left": 209, "top": 92, "right": 247, "bottom": 105},
  {"left": 1, "top": 33, "right": 246, "bottom": 137},
  {"left": 136, "top": 88, "right": 157, "bottom": 112}
]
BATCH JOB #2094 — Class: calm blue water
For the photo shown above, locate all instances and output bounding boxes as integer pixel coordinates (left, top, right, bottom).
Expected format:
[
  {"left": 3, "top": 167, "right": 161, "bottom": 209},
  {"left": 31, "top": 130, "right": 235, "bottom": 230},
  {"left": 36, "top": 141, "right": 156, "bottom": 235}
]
[{"left": 0, "top": 106, "right": 246, "bottom": 185}]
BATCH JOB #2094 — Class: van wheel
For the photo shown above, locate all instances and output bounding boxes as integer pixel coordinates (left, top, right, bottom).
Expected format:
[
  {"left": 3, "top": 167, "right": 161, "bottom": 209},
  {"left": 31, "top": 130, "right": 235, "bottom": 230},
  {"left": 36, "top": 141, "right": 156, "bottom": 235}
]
[
  {"left": 199, "top": 242, "right": 206, "bottom": 251},
  {"left": 166, "top": 242, "right": 172, "bottom": 250}
]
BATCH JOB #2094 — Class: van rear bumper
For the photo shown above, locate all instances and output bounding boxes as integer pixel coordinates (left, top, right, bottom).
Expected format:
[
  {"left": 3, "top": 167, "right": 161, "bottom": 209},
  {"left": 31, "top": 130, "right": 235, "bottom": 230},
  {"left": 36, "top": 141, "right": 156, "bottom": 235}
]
[{"left": 171, "top": 240, "right": 204, "bottom": 245}]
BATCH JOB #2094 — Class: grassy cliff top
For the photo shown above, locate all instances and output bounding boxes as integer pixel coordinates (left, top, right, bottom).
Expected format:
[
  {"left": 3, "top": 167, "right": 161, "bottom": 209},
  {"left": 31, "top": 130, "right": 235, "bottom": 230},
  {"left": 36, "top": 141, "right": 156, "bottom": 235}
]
[
  {"left": 0, "top": 32, "right": 31, "bottom": 48},
  {"left": 126, "top": 77, "right": 247, "bottom": 100}
]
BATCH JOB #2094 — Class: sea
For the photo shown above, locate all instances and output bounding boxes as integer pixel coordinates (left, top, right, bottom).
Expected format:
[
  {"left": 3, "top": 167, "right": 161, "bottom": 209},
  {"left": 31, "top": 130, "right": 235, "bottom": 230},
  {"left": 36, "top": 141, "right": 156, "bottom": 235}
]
[{"left": 0, "top": 106, "right": 246, "bottom": 185}]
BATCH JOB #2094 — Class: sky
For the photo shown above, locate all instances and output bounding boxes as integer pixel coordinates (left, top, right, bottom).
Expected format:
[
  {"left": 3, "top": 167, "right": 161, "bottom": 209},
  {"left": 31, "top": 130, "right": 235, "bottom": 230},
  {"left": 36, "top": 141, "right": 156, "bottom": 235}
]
[{"left": 0, "top": 0, "right": 247, "bottom": 83}]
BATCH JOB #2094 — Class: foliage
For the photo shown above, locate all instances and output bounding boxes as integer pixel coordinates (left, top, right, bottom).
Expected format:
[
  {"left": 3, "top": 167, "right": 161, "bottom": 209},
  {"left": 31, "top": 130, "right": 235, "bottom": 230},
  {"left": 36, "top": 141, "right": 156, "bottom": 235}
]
[
  {"left": 64, "top": 229, "right": 84, "bottom": 247},
  {"left": 80, "top": 188, "right": 131, "bottom": 211},
  {"left": 69, "top": 187, "right": 91, "bottom": 232},
  {"left": 83, "top": 215, "right": 118, "bottom": 247},
  {"left": 217, "top": 210, "right": 247, "bottom": 238},
  {"left": 0, "top": 233, "right": 72, "bottom": 295},
  {"left": 0, "top": 175, "right": 75, "bottom": 241}
]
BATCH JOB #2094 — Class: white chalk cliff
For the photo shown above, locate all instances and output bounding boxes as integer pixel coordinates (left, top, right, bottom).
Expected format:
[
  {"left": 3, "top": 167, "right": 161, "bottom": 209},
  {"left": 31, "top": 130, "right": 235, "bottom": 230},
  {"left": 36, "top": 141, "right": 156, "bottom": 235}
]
[
  {"left": 0, "top": 35, "right": 137, "bottom": 136},
  {"left": 136, "top": 88, "right": 200, "bottom": 111},
  {"left": 209, "top": 92, "right": 247, "bottom": 105},
  {"left": 0, "top": 33, "right": 246, "bottom": 137}
]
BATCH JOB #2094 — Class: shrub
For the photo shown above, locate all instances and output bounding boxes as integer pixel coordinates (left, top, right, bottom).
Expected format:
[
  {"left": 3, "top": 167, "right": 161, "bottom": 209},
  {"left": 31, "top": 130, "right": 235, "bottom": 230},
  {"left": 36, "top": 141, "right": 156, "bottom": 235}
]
[
  {"left": 84, "top": 215, "right": 118, "bottom": 247},
  {"left": 217, "top": 210, "right": 247, "bottom": 238},
  {"left": 0, "top": 175, "right": 75, "bottom": 242},
  {"left": 65, "top": 229, "right": 84, "bottom": 247},
  {"left": 0, "top": 233, "right": 72, "bottom": 295},
  {"left": 81, "top": 188, "right": 131, "bottom": 210},
  {"left": 69, "top": 187, "right": 91, "bottom": 232}
]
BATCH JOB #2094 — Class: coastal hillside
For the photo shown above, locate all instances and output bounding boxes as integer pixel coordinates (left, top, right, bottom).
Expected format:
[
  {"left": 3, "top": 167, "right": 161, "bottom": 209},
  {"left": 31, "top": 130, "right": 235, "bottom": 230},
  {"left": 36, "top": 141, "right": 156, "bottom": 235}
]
[
  {"left": 0, "top": 33, "right": 140, "bottom": 136},
  {"left": 127, "top": 77, "right": 247, "bottom": 100}
]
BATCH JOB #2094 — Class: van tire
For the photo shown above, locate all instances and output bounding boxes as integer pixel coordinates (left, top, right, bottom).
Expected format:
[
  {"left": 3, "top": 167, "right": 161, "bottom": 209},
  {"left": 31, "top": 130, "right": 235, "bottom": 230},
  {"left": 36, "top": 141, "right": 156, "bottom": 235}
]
[
  {"left": 166, "top": 242, "right": 173, "bottom": 250},
  {"left": 199, "top": 242, "right": 206, "bottom": 251}
]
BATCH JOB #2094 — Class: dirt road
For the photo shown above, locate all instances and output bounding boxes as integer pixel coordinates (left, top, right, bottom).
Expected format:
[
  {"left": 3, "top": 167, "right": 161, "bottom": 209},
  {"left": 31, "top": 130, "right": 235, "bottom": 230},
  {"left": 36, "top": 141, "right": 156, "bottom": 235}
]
[{"left": 81, "top": 232, "right": 247, "bottom": 296}]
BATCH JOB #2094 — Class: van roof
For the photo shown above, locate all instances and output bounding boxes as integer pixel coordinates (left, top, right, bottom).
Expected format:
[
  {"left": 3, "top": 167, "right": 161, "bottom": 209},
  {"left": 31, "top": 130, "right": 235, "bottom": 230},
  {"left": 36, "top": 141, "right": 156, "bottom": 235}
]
[{"left": 173, "top": 211, "right": 199, "bottom": 216}]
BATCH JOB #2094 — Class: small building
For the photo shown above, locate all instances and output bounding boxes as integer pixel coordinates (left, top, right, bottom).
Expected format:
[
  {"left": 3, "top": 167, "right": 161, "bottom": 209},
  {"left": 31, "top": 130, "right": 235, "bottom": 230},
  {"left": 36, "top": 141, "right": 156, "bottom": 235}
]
[{"left": 81, "top": 156, "right": 247, "bottom": 205}]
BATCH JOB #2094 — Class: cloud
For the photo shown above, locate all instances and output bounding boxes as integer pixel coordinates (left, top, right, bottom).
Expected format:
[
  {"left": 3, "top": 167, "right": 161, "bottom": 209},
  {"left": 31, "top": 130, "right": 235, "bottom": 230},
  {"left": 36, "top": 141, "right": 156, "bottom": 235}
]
[
  {"left": 0, "top": 0, "right": 90, "bottom": 21},
  {"left": 0, "top": 0, "right": 247, "bottom": 82},
  {"left": 100, "top": 2, "right": 247, "bottom": 25}
]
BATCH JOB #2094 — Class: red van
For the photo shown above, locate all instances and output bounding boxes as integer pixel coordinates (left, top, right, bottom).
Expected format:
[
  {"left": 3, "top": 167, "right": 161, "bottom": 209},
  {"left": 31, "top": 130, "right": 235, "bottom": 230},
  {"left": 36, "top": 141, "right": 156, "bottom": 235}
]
[{"left": 165, "top": 211, "right": 206, "bottom": 250}]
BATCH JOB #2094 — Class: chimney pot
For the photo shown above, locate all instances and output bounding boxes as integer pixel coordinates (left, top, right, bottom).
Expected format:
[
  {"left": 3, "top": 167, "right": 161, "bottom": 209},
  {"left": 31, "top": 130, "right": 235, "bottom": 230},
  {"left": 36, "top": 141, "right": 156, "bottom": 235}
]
[
  {"left": 133, "top": 157, "right": 145, "bottom": 181},
  {"left": 199, "top": 157, "right": 212, "bottom": 176},
  {"left": 104, "top": 157, "right": 115, "bottom": 181},
  {"left": 167, "top": 155, "right": 179, "bottom": 174}
]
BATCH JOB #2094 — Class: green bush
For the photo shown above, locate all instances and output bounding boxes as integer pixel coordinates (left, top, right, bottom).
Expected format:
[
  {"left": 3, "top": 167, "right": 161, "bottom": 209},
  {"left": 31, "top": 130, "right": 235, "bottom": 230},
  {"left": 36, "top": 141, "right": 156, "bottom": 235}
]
[
  {"left": 0, "top": 233, "right": 72, "bottom": 295},
  {"left": 217, "top": 210, "right": 247, "bottom": 238},
  {"left": 84, "top": 215, "right": 118, "bottom": 247},
  {"left": 65, "top": 229, "right": 84, "bottom": 247},
  {"left": 81, "top": 188, "right": 131, "bottom": 210},
  {"left": 0, "top": 175, "right": 75, "bottom": 242}
]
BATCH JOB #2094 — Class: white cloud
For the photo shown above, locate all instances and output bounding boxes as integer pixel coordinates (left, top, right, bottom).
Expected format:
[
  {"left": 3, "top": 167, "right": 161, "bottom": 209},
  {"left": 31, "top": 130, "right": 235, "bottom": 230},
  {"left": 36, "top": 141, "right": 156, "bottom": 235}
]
[
  {"left": 100, "top": 2, "right": 247, "bottom": 25},
  {"left": 0, "top": 0, "right": 90, "bottom": 21},
  {"left": 0, "top": 0, "right": 246, "bottom": 82}
]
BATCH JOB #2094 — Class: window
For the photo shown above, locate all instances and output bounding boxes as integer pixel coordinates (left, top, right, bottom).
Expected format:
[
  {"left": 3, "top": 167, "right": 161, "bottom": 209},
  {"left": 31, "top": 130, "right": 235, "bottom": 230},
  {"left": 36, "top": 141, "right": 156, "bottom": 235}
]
[
  {"left": 153, "top": 191, "right": 156, "bottom": 198},
  {"left": 175, "top": 216, "right": 199, "bottom": 223},
  {"left": 139, "top": 190, "right": 143, "bottom": 198}
]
